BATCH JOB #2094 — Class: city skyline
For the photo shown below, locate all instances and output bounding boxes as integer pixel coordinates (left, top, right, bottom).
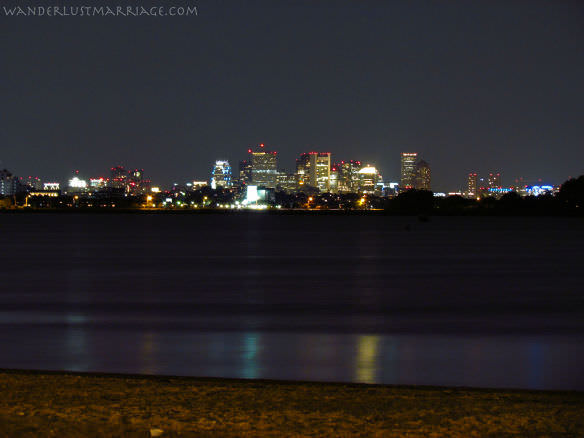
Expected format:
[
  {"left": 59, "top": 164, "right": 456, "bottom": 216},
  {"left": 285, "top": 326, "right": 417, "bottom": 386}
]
[
  {"left": 1, "top": 1, "right": 583, "bottom": 190},
  {"left": 2, "top": 145, "right": 565, "bottom": 195}
]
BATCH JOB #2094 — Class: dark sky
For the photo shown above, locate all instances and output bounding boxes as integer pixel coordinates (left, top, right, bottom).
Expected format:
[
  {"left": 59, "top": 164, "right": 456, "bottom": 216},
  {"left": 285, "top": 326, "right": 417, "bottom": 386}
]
[{"left": 1, "top": 0, "right": 583, "bottom": 190}]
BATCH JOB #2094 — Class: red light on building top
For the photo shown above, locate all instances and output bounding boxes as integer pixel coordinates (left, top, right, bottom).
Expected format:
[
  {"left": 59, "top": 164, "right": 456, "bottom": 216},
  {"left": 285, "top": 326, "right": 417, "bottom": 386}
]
[
  {"left": 248, "top": 149, "right": 252, "bottom": 153},
  {"left": 260, "top": 143, "right": 264, "bottom": 147}
]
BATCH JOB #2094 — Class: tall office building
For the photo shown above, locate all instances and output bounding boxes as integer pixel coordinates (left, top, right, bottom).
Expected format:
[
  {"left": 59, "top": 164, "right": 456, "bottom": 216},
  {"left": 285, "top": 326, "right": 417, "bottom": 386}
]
[
  {"left": 334, "top": 160, "right": 362, "bottom": 193},
  {"left": 110, "top": 166, "right": 128, "bottom": 189},
  {"left": 400, "top": 152, "right": 418, "bottom": 190},
  {"left": 210, "top": 160, "right": 232, "bottom": 189},
  {"left": 488, "top": 173, "right": 501, "bottom": 188},
  {"left": 276, "top": 171, "right": 297, "bottom": 192},
  {"left": 357, "top": 166, "right": 382, "bottom": 194},
  {"left": 238, "top": 160, "right": 252, "bottom": 185},
  {"left": 467, "top": 173, "right": 478, "bottom": 199},
  {"left": 129, "top": 169, "right": 144, "bottom": 184},
  {"left": 0, "top": 169, "right": 18, "bottom": 196},
  {"left": 329, "top": 166, "right": 339, "bottom": 193},
  {"left": 249, "top": 144, "right": 277, "bottom": 188},
  {"left": 296, "top": 152, "right": 331, "bottom": 192},
  {"left": 414, "top": 160, "right": 431, "bottom": 190}
]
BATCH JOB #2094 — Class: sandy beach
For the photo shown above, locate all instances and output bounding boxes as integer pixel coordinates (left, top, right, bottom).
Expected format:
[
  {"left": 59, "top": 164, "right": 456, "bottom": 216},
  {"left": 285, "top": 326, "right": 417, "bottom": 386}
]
[{"left": 0, "top": 369, "right": 582, "bottom": 437}]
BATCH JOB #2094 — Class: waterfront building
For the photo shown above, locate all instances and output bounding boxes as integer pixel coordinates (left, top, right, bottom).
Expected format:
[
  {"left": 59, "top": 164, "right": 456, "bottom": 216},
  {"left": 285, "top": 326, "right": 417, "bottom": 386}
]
[
  {"left": 414, "top": 160, "right": 431, "bottom": 190},
  {"left": 210, "top": 160, "right": 232, "bottom": 189},
  {"left": 400, "top": 152, "right": 418, "bottom": 190},
  {"left": 249, "top": 144, "right": 277, "bottom": 188}
]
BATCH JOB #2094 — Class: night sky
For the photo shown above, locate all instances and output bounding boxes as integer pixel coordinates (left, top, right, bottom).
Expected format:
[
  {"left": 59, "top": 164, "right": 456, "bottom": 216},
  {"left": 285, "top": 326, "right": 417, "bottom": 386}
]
[{"left": 1, "top": 0, "right": 583, "bottom": 191}]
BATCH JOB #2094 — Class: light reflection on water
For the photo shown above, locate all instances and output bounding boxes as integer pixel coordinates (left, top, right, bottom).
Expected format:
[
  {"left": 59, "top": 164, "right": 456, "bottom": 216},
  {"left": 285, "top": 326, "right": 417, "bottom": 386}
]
[
  {"left": 1, "top": 325, "right": 582, "bottom": 390},
  {"left": 356, "top": 335, "right": 379, "bottom": 384}
]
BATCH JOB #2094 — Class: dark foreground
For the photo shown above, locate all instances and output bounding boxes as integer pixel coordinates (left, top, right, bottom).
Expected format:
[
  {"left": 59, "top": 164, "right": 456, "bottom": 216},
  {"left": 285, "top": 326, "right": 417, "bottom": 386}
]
[{"left": 0, "top": 370, "right": 582, "bottom": 437}]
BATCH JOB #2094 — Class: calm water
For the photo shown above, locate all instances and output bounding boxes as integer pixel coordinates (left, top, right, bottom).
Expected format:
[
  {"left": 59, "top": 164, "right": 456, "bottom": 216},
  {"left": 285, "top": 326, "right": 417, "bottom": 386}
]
[{"left": 1, "top": 213, "right": 583, "bottom": 390}]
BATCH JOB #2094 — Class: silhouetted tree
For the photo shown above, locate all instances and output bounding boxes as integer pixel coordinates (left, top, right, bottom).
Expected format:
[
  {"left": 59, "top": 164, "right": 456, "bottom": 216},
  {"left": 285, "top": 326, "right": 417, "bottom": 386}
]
[
  {"left": 558, "top": 176, "right": 584, "bottom": 209},
  {"left": 498, "top": 191, "right": 523, "bottom": 211},
  {"left": 393, "top": 189, "right": 434, "bottom": 214},
  {"left": 436, "top": 195, "right": 476, "bottom": 212}
]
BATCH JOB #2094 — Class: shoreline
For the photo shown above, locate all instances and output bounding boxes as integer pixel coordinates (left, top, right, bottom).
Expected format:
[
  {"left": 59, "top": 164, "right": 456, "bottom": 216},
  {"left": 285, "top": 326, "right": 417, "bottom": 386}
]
[
  {"left": 1, "top": 369, "right": 583, "bottom": 437},
  {"left": 0, "top": 207, "right": 582, "bottom": 217}
]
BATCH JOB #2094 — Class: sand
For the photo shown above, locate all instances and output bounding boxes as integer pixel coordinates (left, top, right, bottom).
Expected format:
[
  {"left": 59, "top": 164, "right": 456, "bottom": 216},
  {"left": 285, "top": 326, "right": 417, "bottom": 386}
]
[{"left": 0, "top": 369, "right": 582, "bottom": 437}]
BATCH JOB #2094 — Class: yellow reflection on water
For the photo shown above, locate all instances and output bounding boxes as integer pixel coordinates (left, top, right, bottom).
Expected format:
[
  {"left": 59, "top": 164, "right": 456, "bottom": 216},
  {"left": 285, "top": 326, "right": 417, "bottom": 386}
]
[{"left": 356, "top": 335, "right": 380, "bottom": 384}]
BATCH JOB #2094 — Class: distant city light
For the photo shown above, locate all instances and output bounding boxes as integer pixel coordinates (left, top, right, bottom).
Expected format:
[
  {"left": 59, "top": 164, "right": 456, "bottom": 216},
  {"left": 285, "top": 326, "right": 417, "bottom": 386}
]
[{"left": 68, "top": 177, "right": 87, "bottom": 188}]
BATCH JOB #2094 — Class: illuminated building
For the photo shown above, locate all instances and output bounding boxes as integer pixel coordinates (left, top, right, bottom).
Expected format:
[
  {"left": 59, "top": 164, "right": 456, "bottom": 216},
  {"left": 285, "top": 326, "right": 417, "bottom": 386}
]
[
  {"left": 28, "top": 191, "right": 59, "bottom": 197},
  {"left": 488, "top": 173, "right": 502, "bottom": 189},
  {"left": 43, "top": 182, "right": 60, "bottom": 191},
  {"left": 329, "top": 167, "right": 339, "bottom": 193},
  {"left": 20, "top": 176, "right": 42, "bottom": 190},
  {"left": 210, "top": 160, "right": 232, "bottom": 189},
  {"left": 334, "top": 160, "right": 362, "bottom": 193},
  {"left": 400, "top": 152, "right": 418, "bottom": 190},
  {"left": 110, "top": 166, "right": 128, "bottom": 189},
  {"left": 295, "top": 154, "right": 310, "bottom": 186},
  {"left": 90, "top": 178, "right": 107, "bottom": 190},
  {"left": 243, "top": 185, "right": 275, "bottom": 206},
  {"left": 192, "top": 181, "right": 208, "bottom": 189},
  {"left": 238, "top": 159, "right": 252, "bottom": 185},
  {"left": 129, "top": 169, "right": 144, "bottom": 186},
  {"left": 414, "top": 160, "right": 431, "bottom": 190},
  {"left": 249, "top": 144, "right": 277, "bottom": 188},
  {"left": 357, "top": 166, "right": 382, "bottom": 194},
  {"left": 296, "top": 152, "right": 331, "bottom": 192},
  {"left": 467, "top": 173, "right": 478, "bottom": 199},
  {"left": 0, "top": 169, "right": 18, "bottom": 196},
  {"left": 68, "top": 176, "right": 87, "bottom": 192},
  {"left": 276, "top": 171, "right": 297, "bottom": 192},
  {"left": 525, "top": 185, "right": 554, "bottom": 196}
]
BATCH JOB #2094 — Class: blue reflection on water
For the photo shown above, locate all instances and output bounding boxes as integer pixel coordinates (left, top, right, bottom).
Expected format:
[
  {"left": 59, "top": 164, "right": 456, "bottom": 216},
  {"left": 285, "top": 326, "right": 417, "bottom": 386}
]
[{"left": 242, "top": 332, "right": 260, "bottom": 379}]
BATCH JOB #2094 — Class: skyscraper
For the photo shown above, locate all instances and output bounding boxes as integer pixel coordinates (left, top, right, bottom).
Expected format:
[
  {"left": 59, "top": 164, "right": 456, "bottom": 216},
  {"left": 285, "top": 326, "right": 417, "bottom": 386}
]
[
  {"left": 249, "top": 144, "right": 277, "bottom": 188},
  {"left": 0, "top": 169, "right": 18, "bottom": 196},
  {"left": 357, "top": 165, "right": 382, "bottom": 194},
  {"left": 414, "top": 160, "right": 431, "bottom": 190},
  {"left": 238, "top": 160, "right": 252, "bottom": 186},
  {"left": 110, "top": 166, "right": 128, "bottom": 189},
  {"left": 488, "top": 173, "right": 501, "bottom": 189},
  {"left": 210, "top": 160, "right": 232, "bottom": 189},
  {"left": 296, "top": 152, "right": 331, "bottom": 192},
  {"left": 467, "top": 173, "right": 478, "bottom": 199},
  {"left": 400, "top": 152, "right": 418, "bottom": 190},
  {"left": 334, "top": 160, "right": 362, "bottom": 193}
]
